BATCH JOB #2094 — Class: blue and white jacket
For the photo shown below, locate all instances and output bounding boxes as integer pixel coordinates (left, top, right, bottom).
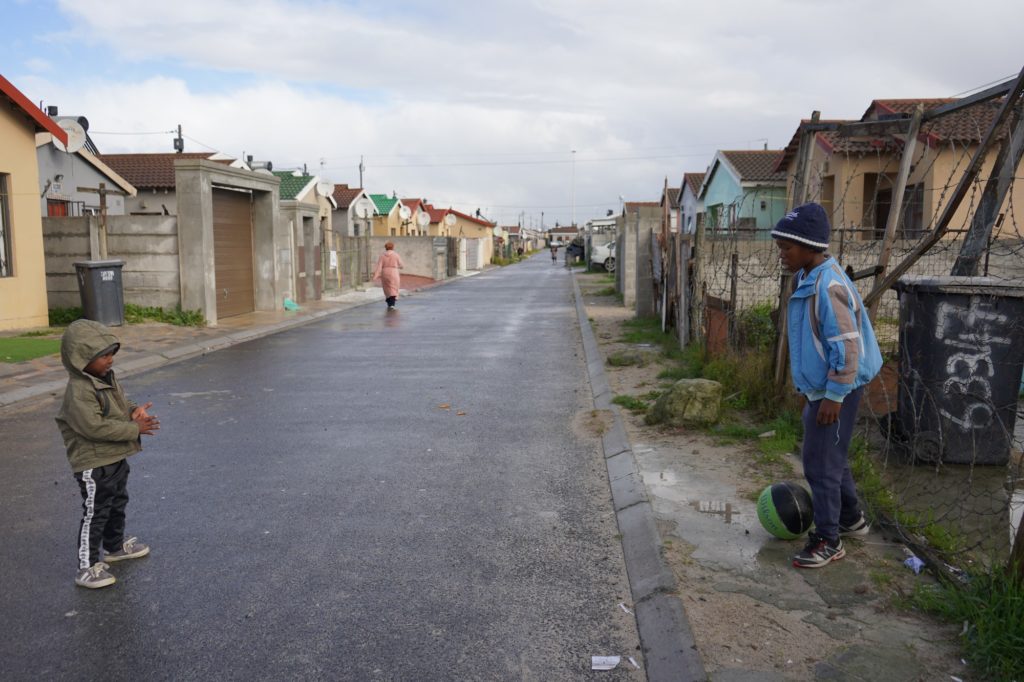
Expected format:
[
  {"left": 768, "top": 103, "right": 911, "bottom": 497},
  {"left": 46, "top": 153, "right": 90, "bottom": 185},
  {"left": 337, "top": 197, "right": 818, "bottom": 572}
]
[{"left": 787, "top": 258, "right": 883, "bottom": 402}]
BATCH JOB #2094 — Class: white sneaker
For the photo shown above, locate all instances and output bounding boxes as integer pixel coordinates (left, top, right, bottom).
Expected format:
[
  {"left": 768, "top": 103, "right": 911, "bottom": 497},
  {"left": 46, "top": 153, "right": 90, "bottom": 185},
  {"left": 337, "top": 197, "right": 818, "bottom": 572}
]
[{"left": 75, "top": 562, "right": 115, "bottom": 589}]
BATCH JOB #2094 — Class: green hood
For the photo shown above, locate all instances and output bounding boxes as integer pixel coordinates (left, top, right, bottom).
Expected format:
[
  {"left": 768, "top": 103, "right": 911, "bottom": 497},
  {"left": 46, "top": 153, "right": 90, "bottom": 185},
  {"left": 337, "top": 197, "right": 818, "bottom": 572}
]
[{"left": 60, "top": 319, "right": 121, "bottom": 377}]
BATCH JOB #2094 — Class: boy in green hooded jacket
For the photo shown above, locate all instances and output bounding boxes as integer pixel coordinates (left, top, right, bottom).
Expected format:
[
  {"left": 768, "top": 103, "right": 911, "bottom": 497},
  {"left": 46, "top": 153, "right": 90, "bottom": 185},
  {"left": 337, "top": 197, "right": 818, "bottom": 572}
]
[{"left": 55, "top": 319, "right": 160, "bottom": 589}]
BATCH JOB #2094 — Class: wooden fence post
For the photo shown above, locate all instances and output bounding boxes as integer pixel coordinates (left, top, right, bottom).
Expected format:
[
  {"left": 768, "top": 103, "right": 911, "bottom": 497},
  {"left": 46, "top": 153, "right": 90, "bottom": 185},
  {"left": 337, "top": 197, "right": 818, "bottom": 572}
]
[
  {"left": 773, "top": 112, "right": 819, "bottom": 392},
  {"left": 868, "top": 105, "right": 923, "bottom": 321},
  {"left": 690, "top": 216, "right": 705, "bottom": 345}
]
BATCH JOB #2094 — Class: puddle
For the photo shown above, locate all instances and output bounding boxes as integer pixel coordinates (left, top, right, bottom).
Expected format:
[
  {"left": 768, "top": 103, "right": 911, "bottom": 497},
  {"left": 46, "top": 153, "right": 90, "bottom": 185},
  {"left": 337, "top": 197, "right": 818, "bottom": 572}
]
[
  {"left": 635, "top": 441, "right": 769, "bottom": 572},
  {"left": 689, "top": 500, "right": 740, "bottom": 524}
]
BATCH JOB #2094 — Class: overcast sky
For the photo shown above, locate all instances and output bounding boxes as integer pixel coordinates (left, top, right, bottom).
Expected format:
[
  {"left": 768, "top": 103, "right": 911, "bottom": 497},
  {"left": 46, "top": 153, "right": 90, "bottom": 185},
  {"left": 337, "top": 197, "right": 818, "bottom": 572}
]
[{"left": 4, "top": 0, "right": 1022, "bottom": 227}]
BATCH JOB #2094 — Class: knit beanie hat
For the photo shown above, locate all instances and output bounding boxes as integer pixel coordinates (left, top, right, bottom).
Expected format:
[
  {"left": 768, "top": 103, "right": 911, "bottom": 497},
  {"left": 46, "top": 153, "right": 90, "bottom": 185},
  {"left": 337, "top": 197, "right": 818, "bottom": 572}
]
[{"left": 771, "top": 202, "right": 830, "bottom": 251}]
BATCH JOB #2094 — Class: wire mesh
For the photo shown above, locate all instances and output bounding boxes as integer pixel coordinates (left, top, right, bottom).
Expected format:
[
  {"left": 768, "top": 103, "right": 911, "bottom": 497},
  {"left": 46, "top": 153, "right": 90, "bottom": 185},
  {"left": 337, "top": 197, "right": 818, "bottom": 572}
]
[{"left": 679, "top": 105, "right": 1024, "bottom": 576}]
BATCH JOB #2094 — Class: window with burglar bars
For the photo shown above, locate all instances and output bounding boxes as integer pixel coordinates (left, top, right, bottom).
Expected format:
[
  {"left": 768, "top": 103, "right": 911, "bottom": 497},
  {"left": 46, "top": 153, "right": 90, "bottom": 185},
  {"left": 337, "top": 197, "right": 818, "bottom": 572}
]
[{"left": 0, "top": 174, "right": 12, "bottom": 277}]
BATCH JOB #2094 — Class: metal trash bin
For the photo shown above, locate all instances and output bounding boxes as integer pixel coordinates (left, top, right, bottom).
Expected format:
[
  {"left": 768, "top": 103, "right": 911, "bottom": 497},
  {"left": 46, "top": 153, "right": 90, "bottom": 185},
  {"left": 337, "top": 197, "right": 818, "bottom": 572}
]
[
  {"left": 74, "top": 259, "right": 125, "bottom": 327},
  {"left": 895, "top": 276, "right": 1024, "bottom": 465}
]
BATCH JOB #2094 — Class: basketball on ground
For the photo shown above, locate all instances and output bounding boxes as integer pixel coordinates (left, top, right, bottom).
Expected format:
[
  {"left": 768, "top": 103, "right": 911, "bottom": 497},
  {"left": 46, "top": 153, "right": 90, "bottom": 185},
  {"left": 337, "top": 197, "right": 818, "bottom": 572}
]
[{"left": 757, "top": 481, "right": 814, "bottom": 539}]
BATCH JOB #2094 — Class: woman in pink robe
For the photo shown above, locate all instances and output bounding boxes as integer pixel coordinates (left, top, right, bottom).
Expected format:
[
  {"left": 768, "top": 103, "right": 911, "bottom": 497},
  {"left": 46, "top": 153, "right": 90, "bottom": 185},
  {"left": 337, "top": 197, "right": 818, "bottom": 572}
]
[{"left": 373, "top": 241, "right": 404, "bottom": 309}]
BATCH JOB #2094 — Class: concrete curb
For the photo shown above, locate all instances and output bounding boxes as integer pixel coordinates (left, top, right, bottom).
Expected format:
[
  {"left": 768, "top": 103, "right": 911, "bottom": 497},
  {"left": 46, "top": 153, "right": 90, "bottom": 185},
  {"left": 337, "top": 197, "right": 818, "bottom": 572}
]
[
  {"left": 0, "top": 277, "right": 463, "bottom": 410},
  {"left": 572, "top": 273, "right": 705, "bottom": 682}
]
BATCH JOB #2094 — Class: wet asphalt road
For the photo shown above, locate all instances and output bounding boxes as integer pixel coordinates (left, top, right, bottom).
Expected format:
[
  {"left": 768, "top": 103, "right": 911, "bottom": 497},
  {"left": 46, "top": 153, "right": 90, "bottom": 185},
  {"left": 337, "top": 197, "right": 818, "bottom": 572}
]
[{"left": 0, "top": 256, "right": 641, "bottom": 681}]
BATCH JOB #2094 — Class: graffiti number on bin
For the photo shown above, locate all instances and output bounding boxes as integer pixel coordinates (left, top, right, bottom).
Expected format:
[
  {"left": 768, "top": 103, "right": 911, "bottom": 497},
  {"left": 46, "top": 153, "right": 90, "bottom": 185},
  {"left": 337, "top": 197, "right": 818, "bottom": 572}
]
[
  {"left": 101, "top": 271, "right": 114, "bottom": 282},
  {"left": 934, "top": 298, "right": 1007, "bottom": 432}
]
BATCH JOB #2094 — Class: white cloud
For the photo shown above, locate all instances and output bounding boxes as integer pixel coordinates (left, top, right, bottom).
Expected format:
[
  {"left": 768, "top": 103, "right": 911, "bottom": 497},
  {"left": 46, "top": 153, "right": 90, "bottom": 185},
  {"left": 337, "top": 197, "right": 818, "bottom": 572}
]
[{"left": 24, "top": 0, "right": 1024, "bottom": 225}]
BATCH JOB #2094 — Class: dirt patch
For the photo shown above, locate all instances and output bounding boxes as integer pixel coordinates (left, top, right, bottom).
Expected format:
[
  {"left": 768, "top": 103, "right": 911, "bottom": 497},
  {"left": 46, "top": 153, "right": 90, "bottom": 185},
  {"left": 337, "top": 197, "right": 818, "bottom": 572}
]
[{"left": 575, "top": 271, "right": 966, "bottom": 681}]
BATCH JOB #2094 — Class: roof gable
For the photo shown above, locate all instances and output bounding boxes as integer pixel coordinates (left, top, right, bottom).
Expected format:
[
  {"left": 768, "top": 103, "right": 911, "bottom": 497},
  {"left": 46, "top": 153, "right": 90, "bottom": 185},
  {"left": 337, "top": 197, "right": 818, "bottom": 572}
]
[
  {"left": 272, "top": 170, "right": 317, "bottom": 201},
  {"left": 0, "top": 74, "right": 68, "bottom": 144},
  {"left": 683, "top": 172, "right": 705, "bottom": 197},
  {"left": 369, "top": 193, "right": 399, "bottom": 215},
  {"left": 331, "top": 184, "right": 365, "bottom": 209},
  {"left": 98, "top": 152, "right": 226, "bottom": 190}
]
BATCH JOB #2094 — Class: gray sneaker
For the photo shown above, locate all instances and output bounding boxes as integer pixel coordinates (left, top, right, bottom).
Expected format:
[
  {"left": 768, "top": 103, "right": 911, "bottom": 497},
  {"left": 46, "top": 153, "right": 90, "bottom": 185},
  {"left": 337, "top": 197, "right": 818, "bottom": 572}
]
[
  {"left": 104, "top": 537, "right": 150, "bottom": 562},
  {"left": 75, "top": 562, "right": 115, "bottom": 589}
]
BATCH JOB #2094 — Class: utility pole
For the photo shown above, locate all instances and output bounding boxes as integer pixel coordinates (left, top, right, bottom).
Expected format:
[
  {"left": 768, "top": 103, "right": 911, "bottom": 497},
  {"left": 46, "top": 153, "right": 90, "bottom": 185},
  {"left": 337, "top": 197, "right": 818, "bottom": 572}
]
[
  {"left": 359, "top": 156, "right": 365, "bottom": 187},
  {"left": 571, "top": 149, "right": 577, "bottom": 229},
  {"left": 77, "top": 182, "right": 128, "bottom": 259},
  {"left": 173, "top": 124, "right": 184, "bottom": 153}
]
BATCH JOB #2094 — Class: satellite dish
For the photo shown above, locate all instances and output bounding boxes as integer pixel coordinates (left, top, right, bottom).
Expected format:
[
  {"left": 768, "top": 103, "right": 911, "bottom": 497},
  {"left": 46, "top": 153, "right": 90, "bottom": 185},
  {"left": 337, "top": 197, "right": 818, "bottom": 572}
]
[
  {"left": 316, "top": 180, "right": 333, "bottom": 197},
  {"left": 492, "top": 225, "right": 503, "bottom": 237},
  {"left": 399, "top": 205, "right": 412, "bottom": 220},
  {"left": 52, "top": 118, "right": 86, "bottom": 153},
  {"left": 444, "top": 213, "right": 457, "bottom": 227},
  {"left": 417, "top": 212, "right": 430, "bottom": 227}
]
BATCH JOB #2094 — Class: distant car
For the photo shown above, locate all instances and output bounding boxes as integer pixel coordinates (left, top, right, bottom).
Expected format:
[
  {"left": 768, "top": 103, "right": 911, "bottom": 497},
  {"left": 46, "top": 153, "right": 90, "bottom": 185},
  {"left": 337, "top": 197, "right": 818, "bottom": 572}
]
[{"left": 591, "top": 241, "right": 616, "bottom": 272}]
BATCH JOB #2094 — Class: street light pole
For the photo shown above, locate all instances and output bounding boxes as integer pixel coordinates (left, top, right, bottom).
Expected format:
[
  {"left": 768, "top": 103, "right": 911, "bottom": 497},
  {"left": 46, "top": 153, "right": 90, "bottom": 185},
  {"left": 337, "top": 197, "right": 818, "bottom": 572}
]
[{"left": 571, "top": 149, "right": 576, "bottom": 230}]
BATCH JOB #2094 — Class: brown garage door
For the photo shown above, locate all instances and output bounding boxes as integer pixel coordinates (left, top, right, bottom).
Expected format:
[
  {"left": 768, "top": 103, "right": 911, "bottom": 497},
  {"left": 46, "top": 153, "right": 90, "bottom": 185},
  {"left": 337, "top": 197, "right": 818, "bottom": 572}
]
[{"left": 213, "top": 188, "right": 255, "bottom": 318}]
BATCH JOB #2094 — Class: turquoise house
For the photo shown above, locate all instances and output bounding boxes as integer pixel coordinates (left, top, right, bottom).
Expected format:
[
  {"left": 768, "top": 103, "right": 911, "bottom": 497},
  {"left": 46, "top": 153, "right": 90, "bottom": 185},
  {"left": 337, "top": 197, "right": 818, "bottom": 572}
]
[{"left": 698, "top": 150, "right": 788, "bottom": 238}]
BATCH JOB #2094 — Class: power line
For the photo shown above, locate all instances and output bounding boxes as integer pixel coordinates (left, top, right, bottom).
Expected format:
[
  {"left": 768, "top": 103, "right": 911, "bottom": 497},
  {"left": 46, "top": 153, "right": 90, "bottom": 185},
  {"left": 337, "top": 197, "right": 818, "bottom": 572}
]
[
  {"left": 949, "top": 73, "right": 1018, "bottom": 98},
  {"left": 90, "top": 130, "right": 176, "bottom": 136}
]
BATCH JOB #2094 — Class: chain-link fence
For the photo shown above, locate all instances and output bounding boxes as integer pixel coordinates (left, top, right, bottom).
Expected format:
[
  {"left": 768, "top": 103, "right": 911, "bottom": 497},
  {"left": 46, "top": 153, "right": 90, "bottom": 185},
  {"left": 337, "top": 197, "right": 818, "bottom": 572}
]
[{"left": 667, "top": 79, "right": 1024, "bottom": 578}]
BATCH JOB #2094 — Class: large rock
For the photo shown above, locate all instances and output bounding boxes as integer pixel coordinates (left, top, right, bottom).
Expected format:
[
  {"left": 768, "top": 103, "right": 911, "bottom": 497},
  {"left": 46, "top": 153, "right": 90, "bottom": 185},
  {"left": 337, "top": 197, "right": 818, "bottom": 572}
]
[{"left": 645, "top": 378, "right": 722, "bottom": 427}]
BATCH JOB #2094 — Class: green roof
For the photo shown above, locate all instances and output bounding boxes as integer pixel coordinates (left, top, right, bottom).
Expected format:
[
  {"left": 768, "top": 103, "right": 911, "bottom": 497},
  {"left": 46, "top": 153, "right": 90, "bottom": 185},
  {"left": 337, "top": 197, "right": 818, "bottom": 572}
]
[
  {"left": 273, "top": 170, "right": 314, "bottom": 200},
  {"left": 369, "top": 193, "right": 398, "bottom": 215}
]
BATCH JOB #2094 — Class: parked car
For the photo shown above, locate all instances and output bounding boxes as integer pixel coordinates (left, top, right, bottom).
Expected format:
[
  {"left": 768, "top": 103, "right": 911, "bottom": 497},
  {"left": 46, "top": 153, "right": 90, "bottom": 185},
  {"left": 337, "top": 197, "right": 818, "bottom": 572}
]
[{"left": 591, "top": 241, "right": 616, "bottom": 272}]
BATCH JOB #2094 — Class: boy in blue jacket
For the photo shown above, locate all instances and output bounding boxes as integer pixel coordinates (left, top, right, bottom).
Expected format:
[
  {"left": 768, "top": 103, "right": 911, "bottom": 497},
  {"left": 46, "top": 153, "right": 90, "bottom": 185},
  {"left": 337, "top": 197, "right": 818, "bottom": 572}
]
[{"left": 772, "top": 203, "right": 883, "bottom": 568}]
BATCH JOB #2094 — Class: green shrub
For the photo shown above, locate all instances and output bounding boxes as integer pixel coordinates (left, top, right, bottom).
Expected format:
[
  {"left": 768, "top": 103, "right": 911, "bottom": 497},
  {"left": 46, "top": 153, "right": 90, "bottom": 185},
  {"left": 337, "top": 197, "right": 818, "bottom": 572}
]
[
  {"left": 612, "top": 394, "right": 649, "bottom": 412},
  {"left": 736, "top": 303, "right": 776, "bottom": 351},
  {"left": 49, "top": 307, "right": 83, "bottom": 326},
  {"left": 48, "top": 305, "right": 204, "bottom": 327}
]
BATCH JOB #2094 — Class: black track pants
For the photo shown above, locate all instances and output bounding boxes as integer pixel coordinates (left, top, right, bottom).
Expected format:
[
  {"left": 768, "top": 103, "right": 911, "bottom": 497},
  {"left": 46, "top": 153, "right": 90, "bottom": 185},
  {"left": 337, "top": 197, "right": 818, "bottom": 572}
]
[{"left": 74, "top": 459, "right": 130, "bottom": 569}]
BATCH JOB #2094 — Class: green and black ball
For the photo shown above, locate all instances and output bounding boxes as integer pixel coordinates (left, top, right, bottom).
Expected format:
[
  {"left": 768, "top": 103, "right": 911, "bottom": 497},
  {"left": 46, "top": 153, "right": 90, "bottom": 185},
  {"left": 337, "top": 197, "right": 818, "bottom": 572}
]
[{"left": 756, "top": 481, "right": 814, "bottom": 539}]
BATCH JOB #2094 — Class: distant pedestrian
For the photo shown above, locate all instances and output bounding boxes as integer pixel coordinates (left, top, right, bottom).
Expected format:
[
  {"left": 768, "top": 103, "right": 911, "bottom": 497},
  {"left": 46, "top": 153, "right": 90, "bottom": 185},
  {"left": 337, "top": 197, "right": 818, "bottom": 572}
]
[
  {"left": 550, "top": 244, "right": 558, "bottom": 264},
  {"left": 773, "top": 203, "right": 882, "bottom": 569},
  {"left": 55, "top": 320, "right": 160, "bottom": 589},
  {"left": 373, "top": 241, "right": 405, "bottom": 309}
]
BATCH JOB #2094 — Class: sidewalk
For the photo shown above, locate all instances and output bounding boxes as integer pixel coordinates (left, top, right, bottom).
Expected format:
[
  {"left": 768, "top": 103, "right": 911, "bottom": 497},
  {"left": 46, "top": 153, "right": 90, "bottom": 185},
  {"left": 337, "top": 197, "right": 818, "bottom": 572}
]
[{"left": 0, "top": 276, "right": 457, "bottom": 409}]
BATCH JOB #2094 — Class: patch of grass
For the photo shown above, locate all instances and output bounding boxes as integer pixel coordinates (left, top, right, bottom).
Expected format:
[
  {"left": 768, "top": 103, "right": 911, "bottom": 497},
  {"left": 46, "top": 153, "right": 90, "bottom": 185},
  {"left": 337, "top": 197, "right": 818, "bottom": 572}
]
[
  {"left": 909, "top": 570, "right": 1024, "bottom": 681},
  {"left": 48, "top": 305, "right": 205, "bottom": 327},
  {"left": 48, "top": 307, "right": 83, "bottom": 327},
  {"left": 606, "top": 350, "right": 651, "bottom": 367},
  {"left": 593, "top": 286, "right": 617, "bottom": 297},
  {"left": 18, "top": 329, "right": 58, "bottom": 337},
  {"left": 0, "top": 337, "right": 62, "bottom": 362},
  {"left": 612, "top": 394, "right": 649, "bottom": 412},
  {"left": 124, "top": 305, "right": 205, "bottom": 326},
  {"left": 736, "top": 303, "right": 776, "bottom": 351},
  {"left": 709, "top": 409, "right": 802, "bottom": 468},
  {"left": 640, "top": 390, "right": 663, "bottom": 401}
]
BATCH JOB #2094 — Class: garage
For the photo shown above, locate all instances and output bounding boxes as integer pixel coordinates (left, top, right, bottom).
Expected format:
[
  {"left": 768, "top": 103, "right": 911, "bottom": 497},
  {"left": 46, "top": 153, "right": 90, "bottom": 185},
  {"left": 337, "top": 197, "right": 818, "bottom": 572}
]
[{"left": 212, "top": 188, "right": 255, "bottom": 318}]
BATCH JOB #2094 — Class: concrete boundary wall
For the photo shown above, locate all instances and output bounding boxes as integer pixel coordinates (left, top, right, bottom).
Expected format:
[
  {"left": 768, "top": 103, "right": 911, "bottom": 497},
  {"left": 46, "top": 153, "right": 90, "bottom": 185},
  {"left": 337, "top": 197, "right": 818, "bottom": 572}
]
[
  {"left": 368, "top": 236, "right": 445, "bottom": 279},
  {"left": 42, "top": 215, "right": 181, "bottom": 309}
]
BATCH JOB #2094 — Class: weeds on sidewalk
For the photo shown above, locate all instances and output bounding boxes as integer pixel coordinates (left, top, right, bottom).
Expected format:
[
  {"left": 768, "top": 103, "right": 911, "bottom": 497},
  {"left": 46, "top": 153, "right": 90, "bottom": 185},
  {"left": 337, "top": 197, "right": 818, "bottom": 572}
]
[
  {"left": 49, "top": 305, "right": 205, "bottom": 327},
  {"left": 612, "top": 394, "right": 649, "bottom": 412},
  {"left": 909, "top": 568, "right": 1024, "bottom": 681}
]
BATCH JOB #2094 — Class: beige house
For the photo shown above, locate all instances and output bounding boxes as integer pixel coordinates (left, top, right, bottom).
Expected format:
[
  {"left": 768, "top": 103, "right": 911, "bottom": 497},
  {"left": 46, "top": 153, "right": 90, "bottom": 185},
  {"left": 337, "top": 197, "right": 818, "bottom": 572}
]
[
  {"left": 0, "top": 75, "right": 69, "bottom": 330},
  {"left": 779, "top": 97, "right": 1023, "bottom": 240},
  {"left": 369, "top": 194, "right": 402, "bottom": 236}
]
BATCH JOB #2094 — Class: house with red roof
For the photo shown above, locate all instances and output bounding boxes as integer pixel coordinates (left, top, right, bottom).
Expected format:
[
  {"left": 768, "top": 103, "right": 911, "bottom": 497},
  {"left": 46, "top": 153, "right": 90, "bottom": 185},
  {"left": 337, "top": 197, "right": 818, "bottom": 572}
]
[
  {"left": 98, "top": 152, "right": 242, "bottom": 215},
  {"left": 0, "top": 74, "right": 68, "bottom": 330},
  {"left": 547, "top": 224, "right": 579, "bottom": 246},
  {"left": 331, "top": 184, "right": 374, "bottom": 237},
  {"left": 399, "top": 198, "right": 429, "bottom": 236},
  {"left": 777, "top": 96, "right": 1023, "bottom": 241}
]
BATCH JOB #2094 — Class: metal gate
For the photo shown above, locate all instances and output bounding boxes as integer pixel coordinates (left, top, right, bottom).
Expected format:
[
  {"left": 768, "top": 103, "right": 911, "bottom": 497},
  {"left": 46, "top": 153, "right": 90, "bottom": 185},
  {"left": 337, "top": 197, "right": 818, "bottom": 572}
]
[{"left": 212, "top": 188, "right": 255, "bottom": 318}]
